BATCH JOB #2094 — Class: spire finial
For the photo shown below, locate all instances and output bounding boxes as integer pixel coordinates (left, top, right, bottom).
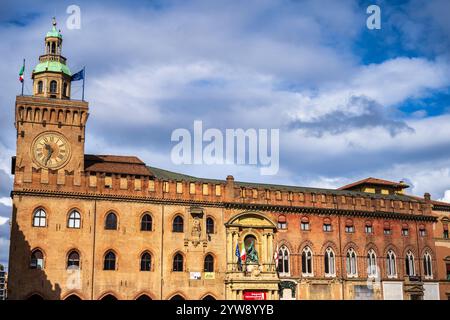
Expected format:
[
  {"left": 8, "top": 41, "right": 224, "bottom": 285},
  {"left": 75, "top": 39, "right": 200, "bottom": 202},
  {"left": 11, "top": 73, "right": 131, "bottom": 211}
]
[{"left": 52, "top": 17, "right": 57, "bottom": 27}]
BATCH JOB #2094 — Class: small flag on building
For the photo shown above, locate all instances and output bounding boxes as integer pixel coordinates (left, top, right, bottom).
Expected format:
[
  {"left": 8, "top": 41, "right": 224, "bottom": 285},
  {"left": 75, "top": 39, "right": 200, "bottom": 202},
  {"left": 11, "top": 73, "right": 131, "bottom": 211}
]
[
  {"left": 235, "top": 244, "right": 241, "bottom": 269},
  {"left": 240, "top": 242, "right": 247, "bottom": 262},
  {"left": 71, "top": 67, "right": 86, "bottom": 101},
  {"left": 19, "top": 65, "right": 25, "bottom": 83},
  {"left": 274, "top": 244, "right": 279, "bottom": 268}
]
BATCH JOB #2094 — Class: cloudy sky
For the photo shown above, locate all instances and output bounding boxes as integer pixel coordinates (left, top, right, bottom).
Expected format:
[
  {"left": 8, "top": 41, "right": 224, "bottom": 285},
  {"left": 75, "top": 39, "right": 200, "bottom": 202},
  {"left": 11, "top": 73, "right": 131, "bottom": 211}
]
[{"left": 0, "top": 0, "right": 450, "bottom": 268}]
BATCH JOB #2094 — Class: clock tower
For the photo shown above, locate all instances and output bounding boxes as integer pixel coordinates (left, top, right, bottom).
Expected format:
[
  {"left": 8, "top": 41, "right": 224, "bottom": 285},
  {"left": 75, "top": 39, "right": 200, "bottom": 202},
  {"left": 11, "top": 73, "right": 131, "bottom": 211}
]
[{"left": 14, "top": 18, "right": 88, "bottom": 188}]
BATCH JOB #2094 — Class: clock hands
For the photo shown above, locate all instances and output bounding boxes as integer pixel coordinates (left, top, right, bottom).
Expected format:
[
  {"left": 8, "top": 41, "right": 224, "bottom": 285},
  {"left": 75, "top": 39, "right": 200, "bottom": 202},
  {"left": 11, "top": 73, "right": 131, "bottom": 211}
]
[{"left": 44, "top": 144, "right": 54, "bottom": 165}]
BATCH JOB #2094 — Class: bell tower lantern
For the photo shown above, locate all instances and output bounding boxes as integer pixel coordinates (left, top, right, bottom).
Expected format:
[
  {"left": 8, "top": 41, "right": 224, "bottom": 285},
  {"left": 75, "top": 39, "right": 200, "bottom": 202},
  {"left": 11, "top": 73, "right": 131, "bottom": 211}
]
[{"left": 32, "top": 17, "right": 72, "bottom": 99}]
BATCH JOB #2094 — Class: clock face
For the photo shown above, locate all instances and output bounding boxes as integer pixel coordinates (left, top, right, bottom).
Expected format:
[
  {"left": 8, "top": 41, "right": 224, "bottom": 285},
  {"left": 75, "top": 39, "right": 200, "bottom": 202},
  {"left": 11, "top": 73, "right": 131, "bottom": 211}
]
[{"left": 31, "top": 132, "right": 71, "bottom": 169}]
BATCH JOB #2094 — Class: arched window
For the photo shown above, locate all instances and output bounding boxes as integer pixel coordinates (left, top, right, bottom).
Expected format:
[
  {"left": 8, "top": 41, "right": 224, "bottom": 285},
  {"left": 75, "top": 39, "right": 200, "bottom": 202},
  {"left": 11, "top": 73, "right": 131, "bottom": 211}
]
[
  {"left": 170, "top": 294, "right": 185, "bottom": 300},
  {"left": 324, "top": 247, "right": 335, "bottom": 277},
  {"left": 30, "top": 249, "right": 44, "bottom": 269},
  {"left": 386, "top": 250, "right": 397, "bottom": 278},
  {"left": 136, "top": 294, "right": 152, "bottom": 300},
  {"left": 202, "top": 295, "right": 216, "bottom": 300},
  {"left": 405, "top": 251, "right": 415, "bottom": 276},
  {"left": 140, "top": 252, "right": 152, "bottom": 271},
  {"left": 67, "top": 210, "right": 81, "bottom": 229},
  {"left": 300, "top": 216, "right": 310, "bottom": 231},
  {"left": 367, "top": 249, "right": 377, "bottom": 277},
  {"left": 206, "top": 217, "right": 214, "bottom": 234},
  {"left": 345, "top": 219, "right": 354, "bottom": 233},
  {"left": 323, "top": 218, "right": 332, "bottom": 232},
  {"left": 50, "top": 80, "right": 57, "bottom": 93},
  {"left": 140, "top": 214, "right": 152, "bottom": 231},
  {"left": 423, "top": 251, "right": 433, "bottom": 279},
  {"left": 105, "top": 212, "right": 117, "bottom": 230},
  {"left": 346, "top": 248, "right": 357, "bottom": 277},
  {"left": 277, "top": 246, "right": 290, "bottom": 276},
  {"left": 32, "top": 208, "right": 46, "bottom": 227},
  {"left": 67, "top": 250, "right": 80, "bottom": 269},
  {"left": 277, "top": 215, "right": 287, "bottom": 229},
  {"left": 301, "top": 246, "right": 313, "bottom": 276},
  {"left": 204, "top": 254, "right": 214, "bottom": 272},
  {"left": 172, "top": 216, "right": 183, "bottom": 233},
  {"left": 64, "top": 294, "right": 82, "bottom": 300},
  {"left": 37, "top": 81, "right": 43, "bottom": 94},
  {"left": 173, "top": 253, "right": 183, "bottom": 272},
  {"left": 63, "top": 82, "right": 68, "bottom": 96},
  {"left": 51, "top": 42, "right": 56, "bottom": 54},
  {"left": 104, "top": 251, "right": 116, "bottom": 270}
]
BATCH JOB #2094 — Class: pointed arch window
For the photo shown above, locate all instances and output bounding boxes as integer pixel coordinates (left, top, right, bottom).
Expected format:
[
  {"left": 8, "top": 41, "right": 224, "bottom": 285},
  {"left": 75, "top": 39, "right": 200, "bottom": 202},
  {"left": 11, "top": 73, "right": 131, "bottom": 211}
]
[
  {"left": 277, "top": 246, "right": 290, "bottom": 276},
  {"left": 423, "top": 251, "right": 433, "bottom": 279},
  {"left": 324, "top": 247, "right": 335, "bottom": 277},
  {"left": 204, "top": 254, "right": 214, "bottom": 272},
  {"left": 140, "top": 252, "right": 152, "bottom": 271},
  {"left": 367, "top": 249, "right": 378, "bottom": 277},
  {"left": 30, "top": 249, "right": 44, "bottom": 269},
  {"left": 206, "top": 217, "right": 214, "bottom": 234},
  {"left": 346, "top": 248, "right": 357, "bottom": 277},
  {"left": 302, "top": 246, "right": 313, "bottom": 276},
  {"left": 104, "top": 251, "right": 116, "bottom": 270},
  {"left": 68, "top": 210, "right": 81, "bottom": 229},
  {"left": 173, "top": 253, "right": 183, "bottom": 272},
  {"left": 172, "top": 216, "right": 184, "bottom": 233},
  {"left": 386, "top": 250, "right": 397, "bottom": 278},
  {"left": 105, "top": 212, "right": 118, "bottom": 230},
  {"left": 33, "top": 208, "right": 46, "bottom": 227},
  {"left": 140, "top": 214, "right": 152, "bottom": 231},
  {"left": 67, "top": 250, "right": 80, "bottom": 269},
  {"left": 405, "top": 251, "right": 415, "bottom": 276}
]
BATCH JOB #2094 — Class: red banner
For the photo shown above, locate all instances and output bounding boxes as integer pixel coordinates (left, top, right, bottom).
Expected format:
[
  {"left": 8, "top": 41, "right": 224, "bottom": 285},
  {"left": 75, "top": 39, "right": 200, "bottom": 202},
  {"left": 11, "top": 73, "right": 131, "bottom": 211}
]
[{"left": 243, "top": 291, "right": 267, "bottom": 300}]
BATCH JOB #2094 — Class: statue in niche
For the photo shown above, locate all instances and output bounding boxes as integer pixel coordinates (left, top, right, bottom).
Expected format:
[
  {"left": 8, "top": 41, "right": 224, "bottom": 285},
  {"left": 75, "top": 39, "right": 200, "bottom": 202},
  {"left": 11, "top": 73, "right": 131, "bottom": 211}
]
[
  {"left": 191, "top": 216, "right": 201, "bottom": 238},
  {"left": 247, "top": 241, "right": 259, "bottom": 264}
]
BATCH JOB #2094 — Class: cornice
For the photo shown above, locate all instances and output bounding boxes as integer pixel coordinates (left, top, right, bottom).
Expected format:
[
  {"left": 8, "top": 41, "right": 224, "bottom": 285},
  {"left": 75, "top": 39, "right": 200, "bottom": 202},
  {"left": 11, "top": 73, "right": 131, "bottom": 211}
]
[{"left": 12, "top": 189, "right": 437, "bottom": 222}]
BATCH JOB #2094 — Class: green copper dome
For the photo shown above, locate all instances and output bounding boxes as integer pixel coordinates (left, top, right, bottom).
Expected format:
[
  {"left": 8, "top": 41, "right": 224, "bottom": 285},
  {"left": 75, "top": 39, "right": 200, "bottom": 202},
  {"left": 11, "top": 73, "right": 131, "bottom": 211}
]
[
  {"left": 33, "top": 61, "right": 71, "bottom": 76},
  {"left": 46, "top": 18, "right": 62, "bottom": 39}
]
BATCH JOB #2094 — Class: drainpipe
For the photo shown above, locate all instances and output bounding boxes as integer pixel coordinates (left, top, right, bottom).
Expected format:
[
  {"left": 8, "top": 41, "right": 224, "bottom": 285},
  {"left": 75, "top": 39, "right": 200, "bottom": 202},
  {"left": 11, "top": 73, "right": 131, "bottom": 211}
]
[
  {"left": 160, "top": 204, "right": 164, "bottom": 299},
  {"left": 91, "top": 200, "right": 97, "bottom": 300}
]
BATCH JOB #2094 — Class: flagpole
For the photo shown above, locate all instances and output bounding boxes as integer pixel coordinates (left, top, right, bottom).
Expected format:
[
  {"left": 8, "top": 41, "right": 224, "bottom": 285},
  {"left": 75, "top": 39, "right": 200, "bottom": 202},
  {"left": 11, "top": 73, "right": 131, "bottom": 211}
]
[
  {"left": 82, "top": 66, "right": 85, "bottom": 101},
  {"left": 21, "top": 59, "right": 25, "bottom": 96}
]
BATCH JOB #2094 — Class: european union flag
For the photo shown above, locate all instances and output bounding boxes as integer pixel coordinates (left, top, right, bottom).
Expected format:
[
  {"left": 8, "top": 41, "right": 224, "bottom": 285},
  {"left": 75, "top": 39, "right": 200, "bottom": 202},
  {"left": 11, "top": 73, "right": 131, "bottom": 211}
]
[{"left": 71, "top": 68, "right": 84, "bottom": 81}]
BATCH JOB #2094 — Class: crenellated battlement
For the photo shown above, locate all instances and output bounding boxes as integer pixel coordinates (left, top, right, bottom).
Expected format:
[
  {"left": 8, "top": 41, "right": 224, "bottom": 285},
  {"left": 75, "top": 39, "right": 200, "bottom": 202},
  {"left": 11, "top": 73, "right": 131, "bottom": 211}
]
[{"left": 12, "top": 161, "right": 432, "bottom": 217}]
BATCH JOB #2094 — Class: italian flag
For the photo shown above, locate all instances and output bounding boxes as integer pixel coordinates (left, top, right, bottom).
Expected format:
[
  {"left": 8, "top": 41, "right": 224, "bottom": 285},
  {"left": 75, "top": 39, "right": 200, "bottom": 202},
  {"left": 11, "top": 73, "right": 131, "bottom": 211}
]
[
  {"left": 240, "top": 243, "right": 247, "bottom": 262},
  {"left": 19, "top": 65, "right": 25, "bottom": 82}
]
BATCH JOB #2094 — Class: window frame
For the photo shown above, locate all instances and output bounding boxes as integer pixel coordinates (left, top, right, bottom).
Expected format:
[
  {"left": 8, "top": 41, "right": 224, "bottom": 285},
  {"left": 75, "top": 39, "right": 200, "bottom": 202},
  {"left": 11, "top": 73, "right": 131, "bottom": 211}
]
[
  {"left": 301, "top": 246, "right": 313, "bottom": 277},
  {"left": 32, "top": 208, "right": 47, "bottom": 228},
  {"left": 67, "top": 210, "right": 81, "bottom": 229},
  {"left": 324, "top": 247, "right": 336, "bottom": 277},
  {"left": 140, "top": 213, "right": 153, "bottom": 232},
  {"left": 173, "top": 253, "right": 184, "bottom": 272},
  {"left": 140, "top": 252, "right": 152, "bottom": 272},
  {"left": 386, "top": 250, "right": 397, "bottom": 279},
  {"left": 103, "top": 251, "right": 116, "bottom": 271},
  {"left": 105, "top": 212, "right": 118, "bottom": 230},
  {"left": 172, "top": 216, "right": 184, "bottom": 233}
]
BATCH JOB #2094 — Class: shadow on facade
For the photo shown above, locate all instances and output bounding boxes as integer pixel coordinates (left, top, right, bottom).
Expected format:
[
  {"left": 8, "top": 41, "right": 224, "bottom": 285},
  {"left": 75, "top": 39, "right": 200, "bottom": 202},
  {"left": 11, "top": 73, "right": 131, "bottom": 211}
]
[{"left": 7, "top": 204, "right": 62, "bottom": 300}]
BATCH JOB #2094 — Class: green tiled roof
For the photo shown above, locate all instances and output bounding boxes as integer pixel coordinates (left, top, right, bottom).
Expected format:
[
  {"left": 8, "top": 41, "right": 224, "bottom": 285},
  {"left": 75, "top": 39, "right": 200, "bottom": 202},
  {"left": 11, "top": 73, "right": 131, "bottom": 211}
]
[{"left": 33, "top": 61, "right": 71, "bottom": 76}]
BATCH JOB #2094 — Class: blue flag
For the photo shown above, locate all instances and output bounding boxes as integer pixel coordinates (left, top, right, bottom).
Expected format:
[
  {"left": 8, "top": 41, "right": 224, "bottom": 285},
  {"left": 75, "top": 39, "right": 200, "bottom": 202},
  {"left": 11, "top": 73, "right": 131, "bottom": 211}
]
[
  {"left": 71, "top": 68, "right": 84, "bottom": 81},
  {"left": 235, "top": 244, "right": 242, "bottom": 269}
]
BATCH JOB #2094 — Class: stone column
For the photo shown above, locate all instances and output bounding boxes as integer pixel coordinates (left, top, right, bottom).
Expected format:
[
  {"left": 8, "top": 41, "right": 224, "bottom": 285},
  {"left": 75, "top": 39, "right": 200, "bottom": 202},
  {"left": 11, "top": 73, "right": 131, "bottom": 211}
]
[
  {"left": 262, "top": 232, "right": 268, "bottom": 267},
  {"left": 226, "top": 230, "right": 233, "bottom": 271},
  {"left": 267, "top": 233, "right": 274, "bottom": 270}
]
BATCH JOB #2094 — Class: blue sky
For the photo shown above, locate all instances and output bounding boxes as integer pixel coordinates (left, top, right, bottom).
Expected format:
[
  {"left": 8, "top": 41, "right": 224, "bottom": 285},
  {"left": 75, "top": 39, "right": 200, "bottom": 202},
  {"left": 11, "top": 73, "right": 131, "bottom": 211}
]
[{"left": 1, "top": 0, "right": 450, "bottom": 268}]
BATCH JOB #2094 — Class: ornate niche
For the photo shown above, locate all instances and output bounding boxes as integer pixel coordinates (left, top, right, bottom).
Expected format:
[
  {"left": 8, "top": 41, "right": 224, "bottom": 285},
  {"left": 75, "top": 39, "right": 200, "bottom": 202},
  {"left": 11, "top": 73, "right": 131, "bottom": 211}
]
[{"left": 188, "top": 206, "right": 205, "bottom": 247}]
